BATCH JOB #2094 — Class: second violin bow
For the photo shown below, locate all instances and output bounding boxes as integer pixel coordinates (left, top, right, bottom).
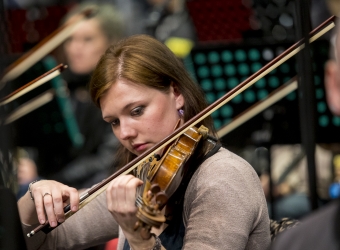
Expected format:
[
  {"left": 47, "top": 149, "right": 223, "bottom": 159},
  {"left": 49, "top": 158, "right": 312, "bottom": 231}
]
[{"left": 0, "top": 7, "right": 96, "bottom": 89}]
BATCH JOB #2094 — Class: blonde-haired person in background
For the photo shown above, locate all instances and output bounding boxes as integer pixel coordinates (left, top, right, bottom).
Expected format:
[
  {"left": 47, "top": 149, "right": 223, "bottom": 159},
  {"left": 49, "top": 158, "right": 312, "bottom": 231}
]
[
  {"left": 16, "top": 147, "right": 41, "bottom": 200},
  {"left": 47, "top": 1, "right": 124, "bottom": 189}
]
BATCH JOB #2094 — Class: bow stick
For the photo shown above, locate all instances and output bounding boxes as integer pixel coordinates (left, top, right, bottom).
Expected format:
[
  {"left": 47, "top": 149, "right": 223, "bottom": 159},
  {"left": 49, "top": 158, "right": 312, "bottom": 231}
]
[
  {"left": 0, "top": 64, "right": 66, "bottom": 106},
  {"left": 27, "top": 15, "right": 336, "bottom": 237},
  {"left": 3, "top": 89, "right": 55, "bottom": 125},
  {"left": 216, "top": 77, "right": 298, "bottom": 138},
  {"left": 0, "top": 7, "right": 95, "bottom": 90}
]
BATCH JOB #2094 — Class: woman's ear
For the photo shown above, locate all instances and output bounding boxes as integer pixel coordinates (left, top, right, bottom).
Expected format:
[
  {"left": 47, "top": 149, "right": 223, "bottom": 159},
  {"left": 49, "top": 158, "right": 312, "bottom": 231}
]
[
  {"left": 170, "top": 82, "right": 185, "bottom": 109},
  {"left": 325, "top": 60, "right": 340, "bottom": 116}
]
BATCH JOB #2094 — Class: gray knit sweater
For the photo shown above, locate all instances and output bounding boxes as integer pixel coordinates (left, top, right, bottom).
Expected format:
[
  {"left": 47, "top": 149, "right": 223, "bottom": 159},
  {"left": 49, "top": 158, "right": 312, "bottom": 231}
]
[{"left": 22, "top": 148, "right": 271, "bottom": 250}]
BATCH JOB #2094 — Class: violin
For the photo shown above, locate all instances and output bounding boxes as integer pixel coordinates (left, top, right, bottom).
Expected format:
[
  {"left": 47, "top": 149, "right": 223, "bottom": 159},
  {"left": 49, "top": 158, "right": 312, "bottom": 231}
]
[
  {"left": 26, "top": 15, "right": 336, "bottom": 238},
  {"left": 134, "top": 124, "right": 209, "bottom": 239}
]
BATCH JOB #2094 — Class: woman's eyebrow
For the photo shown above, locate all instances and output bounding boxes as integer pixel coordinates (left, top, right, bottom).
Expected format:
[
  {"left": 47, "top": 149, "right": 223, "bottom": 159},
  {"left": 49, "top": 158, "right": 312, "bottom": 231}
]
[{"left": 102, "top": 101, "right": 140, "bottom": 120}]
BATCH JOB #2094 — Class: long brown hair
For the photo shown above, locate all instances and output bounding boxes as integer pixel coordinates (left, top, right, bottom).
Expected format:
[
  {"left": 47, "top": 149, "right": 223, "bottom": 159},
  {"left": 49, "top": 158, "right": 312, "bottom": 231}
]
[{"left": 89, "top": 34, "right": 215, "bottom": 169}]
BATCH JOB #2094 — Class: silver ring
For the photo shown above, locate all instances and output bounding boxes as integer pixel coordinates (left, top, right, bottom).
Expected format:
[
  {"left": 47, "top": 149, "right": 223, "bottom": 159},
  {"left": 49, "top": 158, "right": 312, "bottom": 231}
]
[
  {"left": 28, "top": 180, "right": 40, "bottom": 201},
  {"left": 43, "top": 193, "right": 52, "bottom": 198}
]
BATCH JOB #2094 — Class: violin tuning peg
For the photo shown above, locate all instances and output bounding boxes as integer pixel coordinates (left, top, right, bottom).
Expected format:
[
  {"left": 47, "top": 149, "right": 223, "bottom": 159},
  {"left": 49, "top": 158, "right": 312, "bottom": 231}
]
[
  {"left": 150, "top": 184, "right": 161, "bottom": 194},
  {"left": 134, "top": 220, "right": 141, "bottom": 231},
  {"left": 154, "top": 154, "right": 161, "bottom": 161},
  {"left": 155, "top": 192, "right": 168, "bottom": 208}
]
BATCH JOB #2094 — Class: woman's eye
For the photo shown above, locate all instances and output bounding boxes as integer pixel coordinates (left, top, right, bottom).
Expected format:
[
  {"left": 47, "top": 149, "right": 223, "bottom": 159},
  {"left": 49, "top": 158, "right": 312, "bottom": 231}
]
[
  {"left": 131, "top": 106, "right": 144, "bottom": 116},
  {"left": 111, "top": 119, "right": 119, "bottom": 126},
  {"left": 84, "top": 37, "right": 94, "bottom": 42}
]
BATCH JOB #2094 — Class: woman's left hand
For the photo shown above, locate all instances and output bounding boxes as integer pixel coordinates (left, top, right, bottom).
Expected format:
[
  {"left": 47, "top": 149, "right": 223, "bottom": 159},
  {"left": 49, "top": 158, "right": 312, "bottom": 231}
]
[
  {"left": 106, "top": 174, "right": 143, "bottom": 235},
  {"left": 107, "top": 175, "right": 156, "bottom": 248}
]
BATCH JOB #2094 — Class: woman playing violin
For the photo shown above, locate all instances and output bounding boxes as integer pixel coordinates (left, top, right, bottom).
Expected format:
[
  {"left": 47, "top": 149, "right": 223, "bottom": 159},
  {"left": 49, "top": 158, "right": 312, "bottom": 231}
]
[{"left": 18, "top": 34, "right": 270, "bottom": 250}]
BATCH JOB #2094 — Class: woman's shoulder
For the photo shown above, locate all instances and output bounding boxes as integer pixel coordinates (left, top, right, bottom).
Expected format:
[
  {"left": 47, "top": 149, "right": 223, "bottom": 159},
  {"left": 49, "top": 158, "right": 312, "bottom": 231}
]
[
  {"left": 189, "top": 147, "right": 261, "bottom": 192},
  {"left": 199, "top": 147, "right": 255, "bottom": 175},
  {"left": 184, "top": 146, "right": 268, "bottom": 219}
]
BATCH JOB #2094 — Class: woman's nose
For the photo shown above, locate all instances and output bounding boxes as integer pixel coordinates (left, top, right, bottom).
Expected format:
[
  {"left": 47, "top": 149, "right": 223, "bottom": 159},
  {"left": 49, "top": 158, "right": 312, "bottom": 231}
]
[
  {"left": 68, "top": 40, "right": 83, "bottom": 52},
  {"left": 118, "top": 122, "right": 137, "bottom": 140}
]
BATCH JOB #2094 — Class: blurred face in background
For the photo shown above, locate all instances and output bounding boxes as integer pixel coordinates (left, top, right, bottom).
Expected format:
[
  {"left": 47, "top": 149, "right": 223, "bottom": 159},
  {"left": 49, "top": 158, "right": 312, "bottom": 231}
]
[
  {"left": 64, "top": 18, "right": 110, "bottom": 75},
  {"left": 17, "top": 158, "right": 38, "bottom": 185},
  {"left": 325, "top": 34, "right": 340, "bottom": 116}
]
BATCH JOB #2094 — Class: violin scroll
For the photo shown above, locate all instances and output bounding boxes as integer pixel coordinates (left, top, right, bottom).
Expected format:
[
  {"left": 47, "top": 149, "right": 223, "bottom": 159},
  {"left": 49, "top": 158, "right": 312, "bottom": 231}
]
[{"left": 134, "top": 185, "right": 167, "bottom": 239}]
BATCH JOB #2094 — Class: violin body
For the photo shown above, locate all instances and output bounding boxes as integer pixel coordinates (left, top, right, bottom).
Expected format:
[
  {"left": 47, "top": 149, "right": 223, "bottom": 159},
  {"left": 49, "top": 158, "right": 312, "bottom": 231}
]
[{"left": 135, "top": 125, "right": 209, "bottom": 239}]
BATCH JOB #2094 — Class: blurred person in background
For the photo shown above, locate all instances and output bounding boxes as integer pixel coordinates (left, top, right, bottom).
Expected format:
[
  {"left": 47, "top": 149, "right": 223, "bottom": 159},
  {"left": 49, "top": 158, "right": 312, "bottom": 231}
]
[
  {"left": 50, "top": 1, "right": 125, "bottom": 189},
  {"left": 270, "top": 12, "right": 340, "bottom": 250},
  {"left": 258, "top": 0, "right": 336, "bottom": 222},
  {"left": 16, "top": 156, "right": 41, "bottom": 200},
  {"left": 259, "top": 143, "right": 333, "bottom": 220},
  {"left": 144, "top": 0, "right": 197, "bottom": 59}
]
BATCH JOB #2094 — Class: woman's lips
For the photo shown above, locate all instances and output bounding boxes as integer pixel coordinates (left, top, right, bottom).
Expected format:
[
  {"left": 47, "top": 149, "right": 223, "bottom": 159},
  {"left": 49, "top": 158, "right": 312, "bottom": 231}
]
[{"left": 133, "top": 143, "right": 148, "bottom": 152}]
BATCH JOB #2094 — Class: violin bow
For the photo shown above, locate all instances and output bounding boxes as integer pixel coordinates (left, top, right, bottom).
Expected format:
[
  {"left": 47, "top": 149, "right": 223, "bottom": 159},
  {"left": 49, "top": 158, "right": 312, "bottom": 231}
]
[
  {"left": 0, "top": 64, "right": 67, "bottom": 106},
  {"left": 27, "top": 15, "right": 336, "bottom": 237},
  {"left": 216, "top": 77, "right": 298, "bottom": 138},
  {"left": 3, "top": 89, "right": 55, "bottom": 125},
  {"left": 0, "top": 7, "right": 96, "bottom": 90}
]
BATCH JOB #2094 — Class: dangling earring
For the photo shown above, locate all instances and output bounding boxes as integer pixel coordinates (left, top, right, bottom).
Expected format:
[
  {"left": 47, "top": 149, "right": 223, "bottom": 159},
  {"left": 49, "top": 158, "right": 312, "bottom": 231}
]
[{"left": 178, "top": 108, "right": 184, "bottom": 117}]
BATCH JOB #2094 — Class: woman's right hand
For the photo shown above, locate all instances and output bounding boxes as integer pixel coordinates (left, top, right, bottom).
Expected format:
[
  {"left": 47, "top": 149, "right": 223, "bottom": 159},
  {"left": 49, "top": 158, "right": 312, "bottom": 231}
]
[{"left": 19, "top": 180, "right": 79, "bottom": 227}]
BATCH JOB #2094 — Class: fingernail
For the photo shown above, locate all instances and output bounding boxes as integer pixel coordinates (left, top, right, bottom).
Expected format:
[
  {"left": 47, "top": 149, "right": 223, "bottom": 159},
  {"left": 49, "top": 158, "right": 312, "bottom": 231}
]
[
  {"left": 39, "top": 219, "right": 45, "bottom": 224},
  {"left": 51, "top": 221, "right": 57, "bottom": 227},
  {"left": 72, "top": 206, "right": 77, "bottom": 211}
]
